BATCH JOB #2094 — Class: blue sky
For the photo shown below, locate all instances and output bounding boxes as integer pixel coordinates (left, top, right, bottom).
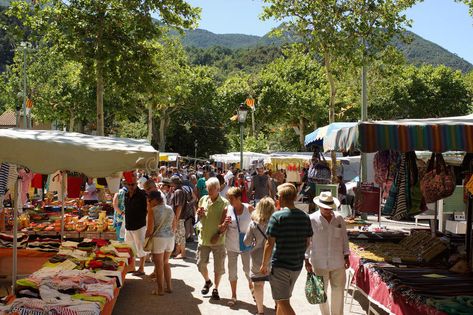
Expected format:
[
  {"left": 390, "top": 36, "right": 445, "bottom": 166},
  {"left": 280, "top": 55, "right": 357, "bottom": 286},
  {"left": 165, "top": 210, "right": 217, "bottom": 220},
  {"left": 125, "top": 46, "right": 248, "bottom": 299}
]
[{"left": 185, "top": 0, "right": 473, "bottom": 64}]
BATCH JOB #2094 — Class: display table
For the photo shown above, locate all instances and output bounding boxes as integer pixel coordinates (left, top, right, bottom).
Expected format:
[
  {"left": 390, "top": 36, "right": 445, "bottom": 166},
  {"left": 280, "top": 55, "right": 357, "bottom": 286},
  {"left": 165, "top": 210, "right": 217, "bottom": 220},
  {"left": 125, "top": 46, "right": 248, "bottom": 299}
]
[
  {"left": 349, "top": 253, "right": 448, "bottom": 315},
  {"left": 0, "top": 249, "right": 55, "bottom": 277}
]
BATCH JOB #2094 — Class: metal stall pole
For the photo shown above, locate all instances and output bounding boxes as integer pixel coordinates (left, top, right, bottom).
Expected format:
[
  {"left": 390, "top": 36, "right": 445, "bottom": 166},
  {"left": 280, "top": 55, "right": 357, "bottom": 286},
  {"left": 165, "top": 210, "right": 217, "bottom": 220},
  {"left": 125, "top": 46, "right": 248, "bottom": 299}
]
[
  {"left": 60, "top": 171, "right": 65, "bottom": 240},
  {"left": 11, "top": 175, "right": 21, "bottom": 293},
  {"left": 467, "top": 194, "right": 472, "bottom": 266}
]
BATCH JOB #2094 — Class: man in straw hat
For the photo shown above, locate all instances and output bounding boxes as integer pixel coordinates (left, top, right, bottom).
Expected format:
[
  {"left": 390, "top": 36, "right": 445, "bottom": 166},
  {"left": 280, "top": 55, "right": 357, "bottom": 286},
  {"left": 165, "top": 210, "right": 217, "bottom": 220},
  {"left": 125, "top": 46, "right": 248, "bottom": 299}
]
[{"left": 305, "top": 191, "right": 350, "bottom": 315}]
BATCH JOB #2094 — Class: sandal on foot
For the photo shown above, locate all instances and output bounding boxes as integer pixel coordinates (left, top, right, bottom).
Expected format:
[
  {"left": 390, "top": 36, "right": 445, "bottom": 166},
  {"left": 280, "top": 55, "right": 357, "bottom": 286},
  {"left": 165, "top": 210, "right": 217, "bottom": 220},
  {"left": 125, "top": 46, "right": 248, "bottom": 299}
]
[
  {"left": 227, "top": 298, "right": 237, "bottom": 306},
  {"left": 165, "top": 288, "right": 173, "bottom": 294},
  {"left": 201, "top": 280, "right": 213, "bottom": 295},
  {"left": 211, "top": 289, "right": 220, "bottom": 300}
]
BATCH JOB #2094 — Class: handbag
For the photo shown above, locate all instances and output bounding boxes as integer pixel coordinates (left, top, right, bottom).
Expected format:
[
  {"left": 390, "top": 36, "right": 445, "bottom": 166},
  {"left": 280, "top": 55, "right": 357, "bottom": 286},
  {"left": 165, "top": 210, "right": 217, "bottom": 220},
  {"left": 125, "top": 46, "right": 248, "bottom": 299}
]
[
  {"left": 143, "top": 207, "right": 165, "bottom": 252},
  {"left": 305, "top": 272, "right": 327, "bottom": 304},
  {"left": 420, "top": 153, "right": 456, "bottom": 203},
  {"left": 235, "top": 207, "right": 253, "bottom": 252},
  {"left": 144, "top": 233, "right": 154, "bottom": 252}
]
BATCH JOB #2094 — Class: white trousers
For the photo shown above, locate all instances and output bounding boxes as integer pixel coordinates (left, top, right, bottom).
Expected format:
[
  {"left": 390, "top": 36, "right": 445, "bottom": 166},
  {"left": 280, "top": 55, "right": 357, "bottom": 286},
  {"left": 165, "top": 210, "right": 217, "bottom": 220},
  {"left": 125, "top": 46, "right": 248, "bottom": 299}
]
[{"left": 315, "top": 267, "right": 346, "bottom": 315}]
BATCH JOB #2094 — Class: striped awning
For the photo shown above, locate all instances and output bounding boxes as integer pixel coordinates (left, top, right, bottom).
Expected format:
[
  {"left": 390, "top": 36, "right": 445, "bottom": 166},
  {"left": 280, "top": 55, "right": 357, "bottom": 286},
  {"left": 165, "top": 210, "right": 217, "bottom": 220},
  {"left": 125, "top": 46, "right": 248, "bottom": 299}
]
[
  {"left": 305, "top": 122, "right": 357, "bottom": 147},
  {"left": 359, "top": 114, "right": 473, "bottom": 153}
]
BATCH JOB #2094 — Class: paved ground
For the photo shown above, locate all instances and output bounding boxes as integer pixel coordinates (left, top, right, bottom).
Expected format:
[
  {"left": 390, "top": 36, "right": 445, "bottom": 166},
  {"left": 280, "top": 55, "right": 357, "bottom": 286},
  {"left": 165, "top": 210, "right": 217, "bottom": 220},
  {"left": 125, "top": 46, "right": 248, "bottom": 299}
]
[{"left": 112, "top": 241, "right": 386, "bottom": 315}]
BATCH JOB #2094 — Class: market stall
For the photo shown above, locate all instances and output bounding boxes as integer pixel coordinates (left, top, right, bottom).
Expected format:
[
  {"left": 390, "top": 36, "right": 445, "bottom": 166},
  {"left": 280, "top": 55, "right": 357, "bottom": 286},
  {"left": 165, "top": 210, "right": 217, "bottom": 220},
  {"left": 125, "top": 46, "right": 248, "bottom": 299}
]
[
  {"left": 0, "top": 128, "right": 158, "bottom": 313},
  {"left": 329, "top": 115, "right": 473, "bottom": 315},
  {"left": 304, "top": 122, "right": 358, "bottom": 148},
  {"left": 0, "top": 239, "right": 135, "bottom": 315}
]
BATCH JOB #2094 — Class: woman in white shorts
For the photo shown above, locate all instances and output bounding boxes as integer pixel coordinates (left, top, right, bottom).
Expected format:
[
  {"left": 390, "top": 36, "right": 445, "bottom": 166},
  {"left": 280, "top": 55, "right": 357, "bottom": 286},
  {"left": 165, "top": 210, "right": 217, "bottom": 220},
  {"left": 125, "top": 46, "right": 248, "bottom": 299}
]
[{"left": 146, "top": 190, "right": 175, "bottom": 296}]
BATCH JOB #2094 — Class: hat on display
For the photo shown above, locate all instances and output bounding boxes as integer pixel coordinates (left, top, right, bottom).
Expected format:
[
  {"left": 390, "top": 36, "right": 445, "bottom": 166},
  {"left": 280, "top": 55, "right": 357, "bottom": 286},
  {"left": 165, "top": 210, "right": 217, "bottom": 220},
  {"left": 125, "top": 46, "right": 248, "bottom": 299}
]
[{"left": 313, "top": 191, "right": 340, "bottom": 210}]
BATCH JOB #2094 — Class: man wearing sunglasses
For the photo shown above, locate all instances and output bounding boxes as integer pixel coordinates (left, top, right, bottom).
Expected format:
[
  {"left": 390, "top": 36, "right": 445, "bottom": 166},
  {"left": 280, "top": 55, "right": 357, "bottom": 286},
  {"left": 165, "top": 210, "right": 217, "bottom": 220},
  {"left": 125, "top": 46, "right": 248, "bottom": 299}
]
[{"left": 124, "top": 174, "right": 148, "bottom": 276}]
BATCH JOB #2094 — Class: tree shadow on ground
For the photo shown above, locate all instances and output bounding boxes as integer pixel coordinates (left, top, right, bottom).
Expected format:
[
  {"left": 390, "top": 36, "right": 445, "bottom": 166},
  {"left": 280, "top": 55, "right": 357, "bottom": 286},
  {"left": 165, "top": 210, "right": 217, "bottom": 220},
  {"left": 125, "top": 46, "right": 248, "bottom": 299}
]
[
  {"left": 113, "top": 278, "right": 203, "bottom": 315},
  {"left": 207, "top": 296, "right": 276, "bottom": 314}
]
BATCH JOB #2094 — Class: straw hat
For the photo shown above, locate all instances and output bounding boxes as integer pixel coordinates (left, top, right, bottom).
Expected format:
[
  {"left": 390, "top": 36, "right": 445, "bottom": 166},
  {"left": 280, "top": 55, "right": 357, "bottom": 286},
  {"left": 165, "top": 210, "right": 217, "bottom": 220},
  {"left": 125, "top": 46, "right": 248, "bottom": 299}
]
[{"left": 313, "top": 191, "right": 340, "bottom": 210}]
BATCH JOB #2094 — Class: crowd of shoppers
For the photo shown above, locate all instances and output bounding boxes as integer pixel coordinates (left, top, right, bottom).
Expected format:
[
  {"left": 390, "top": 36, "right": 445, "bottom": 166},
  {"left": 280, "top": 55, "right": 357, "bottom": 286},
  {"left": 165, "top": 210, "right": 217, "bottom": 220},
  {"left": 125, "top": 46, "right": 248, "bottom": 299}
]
[{"left": 112, "top": 163, "right": 349, "bottom": 315}]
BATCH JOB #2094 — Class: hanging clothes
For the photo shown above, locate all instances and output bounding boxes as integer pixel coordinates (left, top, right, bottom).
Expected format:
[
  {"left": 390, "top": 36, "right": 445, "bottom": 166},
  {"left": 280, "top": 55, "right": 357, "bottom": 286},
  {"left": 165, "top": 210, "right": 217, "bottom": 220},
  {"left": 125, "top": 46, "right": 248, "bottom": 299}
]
[
  {"left": 18, "top": 169, "right": 34, "bottom": 205},
  {"left": 48, "top": 171, "right": 67, "bottom": 197},
  {"left": 67, "top": 176, "right": 83, "bottom": 198},
  {"left": 31, "top": 173, "right": 43, "bottom": 189},
  {"left": 390, "top": 154, "right": 409, "bottom": 221},
  {"left": 6, "top": 164, "right": 18, "bottom": 192},
  {"left": 106, "top": 174, "right": 121, "bottom": 194},
  {"left": 0, "top": 163, "right": 9, "bottom": 196}
]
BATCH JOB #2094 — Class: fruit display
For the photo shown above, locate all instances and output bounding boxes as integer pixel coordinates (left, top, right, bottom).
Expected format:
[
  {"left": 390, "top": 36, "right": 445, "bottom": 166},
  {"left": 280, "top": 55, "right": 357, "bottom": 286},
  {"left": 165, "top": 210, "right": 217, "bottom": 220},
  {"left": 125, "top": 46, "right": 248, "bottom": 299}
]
[
  {"left": 350, "top": 230, "right": 447, "bottom": 263},
  {"left": 0, "top": 199, "right": 117, "bottom": 237}
]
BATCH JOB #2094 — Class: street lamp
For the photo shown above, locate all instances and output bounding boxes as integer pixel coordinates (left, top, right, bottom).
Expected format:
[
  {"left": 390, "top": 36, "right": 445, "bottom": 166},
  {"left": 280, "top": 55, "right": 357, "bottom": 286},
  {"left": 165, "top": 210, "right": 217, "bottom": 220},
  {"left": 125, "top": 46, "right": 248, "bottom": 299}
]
[{"left": 238, "top": 103, "right": 248, "bottom": 171}]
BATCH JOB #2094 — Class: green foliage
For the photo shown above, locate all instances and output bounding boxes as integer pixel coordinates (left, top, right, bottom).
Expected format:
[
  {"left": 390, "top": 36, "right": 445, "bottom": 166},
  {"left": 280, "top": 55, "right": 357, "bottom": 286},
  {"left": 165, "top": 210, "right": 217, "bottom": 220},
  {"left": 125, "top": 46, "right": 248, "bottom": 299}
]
[
  {"left": 368, "top": 64, "right": 472, "bottom": 119},
  {"left": 116, "top": 117, "right": 148, "bottom": 139}
]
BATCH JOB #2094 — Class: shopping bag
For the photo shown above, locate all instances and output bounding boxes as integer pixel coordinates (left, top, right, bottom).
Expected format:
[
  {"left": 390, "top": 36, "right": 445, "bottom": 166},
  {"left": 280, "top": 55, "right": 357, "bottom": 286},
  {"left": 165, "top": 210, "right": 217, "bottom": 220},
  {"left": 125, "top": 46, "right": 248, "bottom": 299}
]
[{"left": 305, "top": 272, "right": 327, "bottom": 304}]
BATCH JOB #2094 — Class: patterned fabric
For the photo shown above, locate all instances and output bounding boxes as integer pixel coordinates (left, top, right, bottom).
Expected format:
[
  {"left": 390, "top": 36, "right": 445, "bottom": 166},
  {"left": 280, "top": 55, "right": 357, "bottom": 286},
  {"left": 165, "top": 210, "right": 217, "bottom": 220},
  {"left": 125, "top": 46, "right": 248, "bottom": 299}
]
[
  {"left": 0, "top": 162, "right": 9, "bottom": 196},
  {"left": 305, "top": 272, "right": 327, "bottom": 304},
  {"left": 391, "top": 154, "right": 408, "bottom": 221},
  {"left": 359, "top": 120, "right": 473, "bottom": 153},
  {"left": 113, "top": 188, "right": 126, "bottom": 225},
  {"left": 420, "top": 153, "right": 456, "bottom": 203}
]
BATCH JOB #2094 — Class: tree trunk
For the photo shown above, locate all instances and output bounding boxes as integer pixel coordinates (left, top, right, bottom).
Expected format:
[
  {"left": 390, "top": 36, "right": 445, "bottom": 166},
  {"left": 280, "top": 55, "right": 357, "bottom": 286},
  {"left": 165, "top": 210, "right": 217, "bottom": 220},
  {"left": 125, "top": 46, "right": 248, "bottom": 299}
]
[
  {"left": 298, "top": 117, "right": 305, "bottom": 151},
  {"left": 324, "top": 52, "right": 336, "bottom": 124},
  {"left": 147, "top": 106, "right": 153, "bottom": 142},
  {"left": 96, "top": 62, "right": 104, "bottom": 136},
  {"left": 69, "top": 111, "right": 75, "bottom": 132},
  {"left": 323, "top": 52, "right": 337, "bottom": 182},
  {"left": 96, "top": 13, "right": 105, "bottom": 136},
  {"left": 158, "top": 109, "right": 168, "bottom": 152}
]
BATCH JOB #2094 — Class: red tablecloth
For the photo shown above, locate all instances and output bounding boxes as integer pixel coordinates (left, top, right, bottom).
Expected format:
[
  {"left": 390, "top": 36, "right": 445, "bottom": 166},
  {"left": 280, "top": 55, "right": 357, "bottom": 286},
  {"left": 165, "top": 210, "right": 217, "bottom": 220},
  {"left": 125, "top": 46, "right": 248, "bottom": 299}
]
[
  {"left": 350, "top": 254, "right": 448, "bottom": 315},
  {"left": 0, "top": 248, "right": 55, "bottom": 276}
]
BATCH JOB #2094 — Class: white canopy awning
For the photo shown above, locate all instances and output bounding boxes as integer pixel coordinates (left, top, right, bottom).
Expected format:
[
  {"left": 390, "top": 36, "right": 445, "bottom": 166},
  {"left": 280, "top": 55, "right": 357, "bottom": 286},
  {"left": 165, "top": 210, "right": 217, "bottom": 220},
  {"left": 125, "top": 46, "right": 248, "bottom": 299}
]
[{"left": 0, "top": 128, "right": 159, "bottom": 177}]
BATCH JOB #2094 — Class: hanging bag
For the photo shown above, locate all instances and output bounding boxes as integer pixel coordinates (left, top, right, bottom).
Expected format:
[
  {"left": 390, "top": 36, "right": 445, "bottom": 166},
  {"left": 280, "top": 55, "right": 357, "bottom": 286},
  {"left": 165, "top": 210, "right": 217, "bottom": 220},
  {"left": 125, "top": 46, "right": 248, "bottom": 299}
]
[
  {"left": 305, "top": 272, "right": 327, "bottom": 304},
  {"left": 420, "top": 153, "right": 456, "bottom": 203},
  {"left": 235, "top": 207, "right": 253, "bottom": 252}
]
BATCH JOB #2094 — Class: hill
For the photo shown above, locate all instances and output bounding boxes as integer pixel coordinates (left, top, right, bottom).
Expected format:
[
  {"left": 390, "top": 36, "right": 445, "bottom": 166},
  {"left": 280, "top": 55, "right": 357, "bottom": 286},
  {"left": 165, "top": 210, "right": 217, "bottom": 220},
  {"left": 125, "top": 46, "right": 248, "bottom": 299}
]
[{"left": 180, "top": 28, "right": 473, "bottom": 73}]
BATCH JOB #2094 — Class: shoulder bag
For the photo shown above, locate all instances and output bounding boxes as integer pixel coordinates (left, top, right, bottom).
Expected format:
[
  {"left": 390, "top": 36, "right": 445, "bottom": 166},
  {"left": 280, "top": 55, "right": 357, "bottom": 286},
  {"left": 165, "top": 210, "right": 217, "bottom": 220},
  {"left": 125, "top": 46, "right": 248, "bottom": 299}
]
[{"left": 235, "top": 207, "right": 253, "bottom": 252}]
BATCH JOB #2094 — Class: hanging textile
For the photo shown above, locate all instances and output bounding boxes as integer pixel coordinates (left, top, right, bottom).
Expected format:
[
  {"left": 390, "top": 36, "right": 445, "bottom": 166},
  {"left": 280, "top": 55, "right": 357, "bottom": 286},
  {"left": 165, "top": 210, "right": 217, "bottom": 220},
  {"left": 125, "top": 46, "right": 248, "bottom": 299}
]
[
  {"left": 18, "top": 169, "right": 34, "bottom": 205},
  {"left": 6, "top": 164, "right": 17, "bottom": 191},
  {"left": 31, "top": 173, "right": 43, "bottom": 189},
  {"left": 48, "top": 171, "right": 67, "bottom": 197},
  {"left": 67, "top": 176, "right": 83, "bottom": 198},
  {"left": 390, "top": 153, "right": 409, "bottom": 220},
  {"left": 0, "top": 163, "right": 9, "bottom": 196},
  {"left": 106, "top": 174, "right": 121, "bottom": 194},
  {"left": 374, "top": 150, "right": 400, "bottom": 200}
]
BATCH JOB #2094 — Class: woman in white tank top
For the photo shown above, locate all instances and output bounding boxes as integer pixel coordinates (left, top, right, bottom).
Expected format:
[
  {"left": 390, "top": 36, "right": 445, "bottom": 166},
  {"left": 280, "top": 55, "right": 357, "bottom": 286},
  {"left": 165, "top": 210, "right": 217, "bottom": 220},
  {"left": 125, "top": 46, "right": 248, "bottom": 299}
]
[{"left": 224, "top": 187, "right": 254, "bottom": 306}]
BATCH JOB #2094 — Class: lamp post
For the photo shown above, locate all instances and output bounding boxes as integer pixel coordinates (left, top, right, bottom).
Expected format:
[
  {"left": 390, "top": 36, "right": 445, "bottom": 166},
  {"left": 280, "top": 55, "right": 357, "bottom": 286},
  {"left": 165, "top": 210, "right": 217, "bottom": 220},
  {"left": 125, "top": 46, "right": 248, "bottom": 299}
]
[{"left": 237, "top": 104, "right": 248, "bottom": 171}]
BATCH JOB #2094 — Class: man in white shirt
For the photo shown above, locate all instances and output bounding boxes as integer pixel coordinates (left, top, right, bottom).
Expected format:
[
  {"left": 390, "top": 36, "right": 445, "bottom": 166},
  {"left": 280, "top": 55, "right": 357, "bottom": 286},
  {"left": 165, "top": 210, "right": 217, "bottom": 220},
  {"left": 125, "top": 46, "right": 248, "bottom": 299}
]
[{"left": 305, "top": 191, "right": 350, "bottom": 315}]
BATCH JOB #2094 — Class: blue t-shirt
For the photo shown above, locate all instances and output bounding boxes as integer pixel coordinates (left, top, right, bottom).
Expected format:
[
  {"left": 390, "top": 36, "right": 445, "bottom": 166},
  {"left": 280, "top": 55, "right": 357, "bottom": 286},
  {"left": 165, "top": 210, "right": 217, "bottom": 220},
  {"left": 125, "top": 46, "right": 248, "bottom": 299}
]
[
  {"left": 197, "top": 178, "right": 208, "bottom": 196},
  {"left": 267, "top": 208, "right": 313, "bottom": 271}
]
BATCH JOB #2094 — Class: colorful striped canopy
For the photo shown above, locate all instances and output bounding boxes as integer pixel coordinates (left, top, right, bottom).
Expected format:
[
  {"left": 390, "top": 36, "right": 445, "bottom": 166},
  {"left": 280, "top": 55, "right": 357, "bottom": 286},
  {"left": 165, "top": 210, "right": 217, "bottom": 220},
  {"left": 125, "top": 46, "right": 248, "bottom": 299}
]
[{"left": 359, "top": 114, "right": 473, "bottom": 153}]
